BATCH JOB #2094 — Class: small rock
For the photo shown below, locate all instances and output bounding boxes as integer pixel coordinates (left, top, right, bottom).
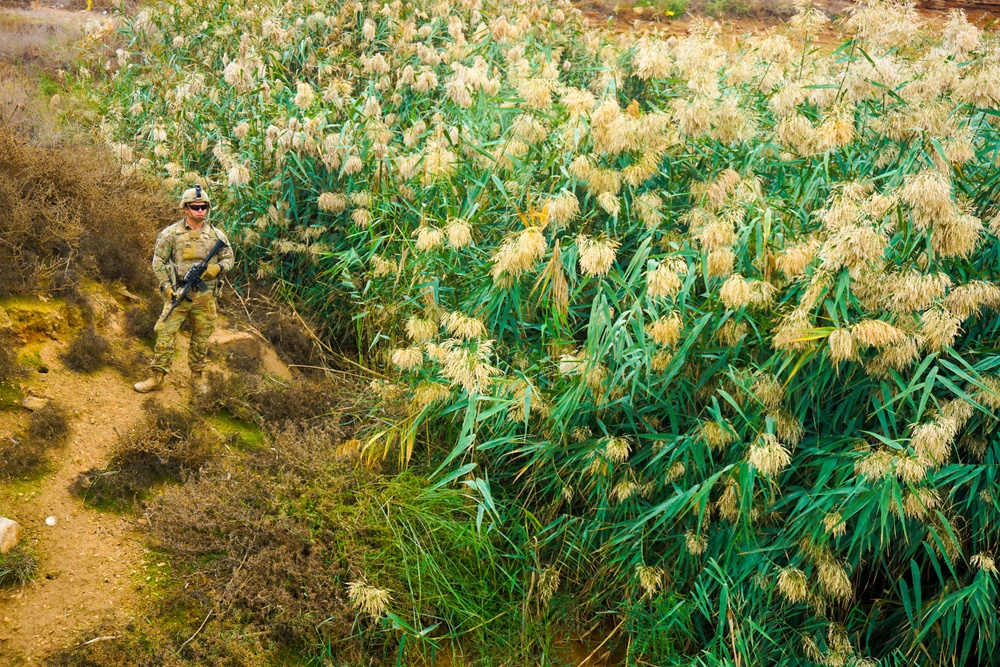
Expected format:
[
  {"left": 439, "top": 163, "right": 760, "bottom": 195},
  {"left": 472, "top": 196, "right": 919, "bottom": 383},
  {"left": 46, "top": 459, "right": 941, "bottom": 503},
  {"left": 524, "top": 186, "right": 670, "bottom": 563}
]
[
  {"left": 21, "top": 396, "right": 49, "bottom": 412},
  {"left": 0, "top": 517, "right": 22, "bottom": 554},
  {"left": 45, "top": 516, "right": 57, "bottom": 527},
  {"left": 209, "top": 329, "right": 260, "bottom": 359}
]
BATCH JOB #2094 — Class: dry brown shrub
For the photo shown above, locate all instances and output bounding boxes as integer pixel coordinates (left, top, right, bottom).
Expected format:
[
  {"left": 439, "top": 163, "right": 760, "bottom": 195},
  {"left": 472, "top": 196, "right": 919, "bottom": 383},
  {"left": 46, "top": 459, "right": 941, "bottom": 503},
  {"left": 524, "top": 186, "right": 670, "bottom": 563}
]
[
  {"left": 223, "top": 347, "right": 261, "bottom": 375},
  {"left": 74, "top": 399, "right": 219, "bottom": 509},
  {"left": 144, "top": 421, "right": 369, "bottom": 651},
  {"left": 259, "top": 308, "right": 324, "bottom": 368},
  {"left": 60, "top": 325, "right": 110, "bottom": 372},
  {"left": 0, "top": 399, "right": 68, "bottom": 479},
  {"left": 0, "top": 326, "right": 25, "bottom": 382},
  {"left": 0, "top": 434, "right": 47, "bottom": 480},
  {"left": 109, "top": 342, "right": 151, "bottom": 379},
  {"left": 124, "top": 296, "right": 163, "bottom": 340},
  {"left": 0, "top": 123, "right": 174, "bottom": 297},
  {"left": 206, "top": 371, "right": 354, "bottom": 425},
  {"left": 27, "top": 400, "right": 69, "bottom": 442}
]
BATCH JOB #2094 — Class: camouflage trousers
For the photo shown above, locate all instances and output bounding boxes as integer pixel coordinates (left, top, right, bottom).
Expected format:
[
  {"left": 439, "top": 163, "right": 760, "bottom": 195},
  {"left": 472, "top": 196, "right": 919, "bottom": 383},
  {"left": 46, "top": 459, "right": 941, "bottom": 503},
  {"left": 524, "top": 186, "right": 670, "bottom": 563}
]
[{"left": 151, "top": 290, "right": 217, "bottom": 374}]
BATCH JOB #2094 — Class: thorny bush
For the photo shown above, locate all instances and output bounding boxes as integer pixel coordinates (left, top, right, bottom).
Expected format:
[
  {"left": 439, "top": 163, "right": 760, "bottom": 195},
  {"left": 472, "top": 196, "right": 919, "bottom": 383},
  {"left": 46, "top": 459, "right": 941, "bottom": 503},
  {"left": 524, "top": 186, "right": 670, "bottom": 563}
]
[
  {"left": 27, "top": 401, "right": 70, "bottom": 443},
  {"left": 74, "top": 399, "right": 217, "bottom": 509},
  {"left": 0, "top": 123, "right": 172, "bottom": 297},
  {"left": 0, "top": 400, "right": 70, "bottom": 480},
  {"left": 124, "top": 295, "right": 163, "bottom": 341},
  {"left": 60, "top": 325, "right": 111, "bottom": 372}
]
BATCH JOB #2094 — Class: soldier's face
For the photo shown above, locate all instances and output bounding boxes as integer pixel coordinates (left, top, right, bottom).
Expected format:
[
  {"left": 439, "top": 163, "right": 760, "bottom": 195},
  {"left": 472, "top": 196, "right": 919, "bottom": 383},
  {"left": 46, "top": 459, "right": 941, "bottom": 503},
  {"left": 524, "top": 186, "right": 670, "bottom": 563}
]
[{"left": 186, "top": 203, "right": 208, "bottom": 221}]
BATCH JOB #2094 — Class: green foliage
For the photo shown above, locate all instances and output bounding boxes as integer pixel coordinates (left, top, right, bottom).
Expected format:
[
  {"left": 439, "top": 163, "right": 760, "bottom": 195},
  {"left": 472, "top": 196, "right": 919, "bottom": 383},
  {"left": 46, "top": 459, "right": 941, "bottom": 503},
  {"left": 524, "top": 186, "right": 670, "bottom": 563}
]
[
  {"left": 704, "top": 0, "right": 751, "bottom": 17},
  {"left": 634, "top": 0, "right": 688, "bottom": 18},
  {"left": 204, "top": 412, "right": 265, "bottom": 449},
  {"left": 72, "top": 0, "right": 1000, "bottom": 664}
]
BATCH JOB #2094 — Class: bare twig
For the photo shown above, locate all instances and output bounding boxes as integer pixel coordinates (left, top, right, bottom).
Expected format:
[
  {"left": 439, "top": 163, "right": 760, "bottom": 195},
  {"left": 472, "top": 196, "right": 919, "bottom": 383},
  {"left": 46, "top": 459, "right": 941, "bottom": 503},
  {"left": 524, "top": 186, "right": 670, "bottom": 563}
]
[
  {"left": 176, "top": 609, "right": 213, "bottom": 654},
  {"left": 579, "top": 619, "right": 624, "bottom": 667},
  {"left": 78, "top": 635, "right": 117, "bottom": 647}
]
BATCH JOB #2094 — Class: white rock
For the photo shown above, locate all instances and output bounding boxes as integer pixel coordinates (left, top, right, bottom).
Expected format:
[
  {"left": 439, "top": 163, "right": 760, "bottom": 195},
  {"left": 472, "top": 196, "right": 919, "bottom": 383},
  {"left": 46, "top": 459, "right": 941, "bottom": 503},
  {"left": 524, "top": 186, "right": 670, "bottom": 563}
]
[
  {"left": 45, "top": 516, "right": 57, "bottom": 527},
  {"left": 0, "top": 517, "right": 21, "bottom": 554},
  {"left": 21, "top": 395, "right": 49, "bottom": 411}
]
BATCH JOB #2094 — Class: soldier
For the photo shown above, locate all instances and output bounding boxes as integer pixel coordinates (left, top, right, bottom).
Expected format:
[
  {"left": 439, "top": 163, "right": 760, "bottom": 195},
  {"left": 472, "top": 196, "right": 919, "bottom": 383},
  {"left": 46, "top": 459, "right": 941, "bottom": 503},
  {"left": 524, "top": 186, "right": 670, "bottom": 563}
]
[{"left": 134, "top": 185, "right": 234, "bottom": 396}]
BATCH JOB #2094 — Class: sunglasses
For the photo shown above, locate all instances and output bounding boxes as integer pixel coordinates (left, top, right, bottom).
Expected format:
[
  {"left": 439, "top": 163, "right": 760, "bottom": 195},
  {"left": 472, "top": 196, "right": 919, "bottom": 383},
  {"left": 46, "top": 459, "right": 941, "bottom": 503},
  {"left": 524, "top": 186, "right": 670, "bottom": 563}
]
[{"left": 188, "top": 204, "right": 209, "bottom": 211}]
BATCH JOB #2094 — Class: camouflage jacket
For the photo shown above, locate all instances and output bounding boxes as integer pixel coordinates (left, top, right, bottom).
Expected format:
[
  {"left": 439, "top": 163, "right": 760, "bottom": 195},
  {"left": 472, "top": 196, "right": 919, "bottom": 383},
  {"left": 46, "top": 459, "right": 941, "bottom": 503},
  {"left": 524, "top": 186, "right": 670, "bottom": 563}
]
[{"left": 152, "top": 219, "right": 234, "bottom": 291}]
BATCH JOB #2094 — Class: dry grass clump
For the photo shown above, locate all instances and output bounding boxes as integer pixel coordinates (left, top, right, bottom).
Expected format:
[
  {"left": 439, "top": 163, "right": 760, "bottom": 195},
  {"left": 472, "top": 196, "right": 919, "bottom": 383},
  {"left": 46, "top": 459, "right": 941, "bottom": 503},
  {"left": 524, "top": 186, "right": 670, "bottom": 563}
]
[
  {"left": 74, "top": 400, "right": 218, "bottom": 509},
  {"left": 51, "top": 617, "right": 268, "bottom": 667},
  {"left": 223, "top": 347, "right": 261, "bottom": 374},
  {"left": 60, "top": 325, "right": 110, "bottom": 372},
  {"left": 0, "top": 399, "right": 69, "bottom": 480},
  {"left": 0, "top": 543, "right": 37, "bottom": 588},
  {"left": 27, "top": 400, "right": 69, "bottom": 442},
  {"left": 0, "top": 435, "right": 48, "bottom": 480},
  {"left": 107, "top": 340, "right": 151, "bottom": 379}
]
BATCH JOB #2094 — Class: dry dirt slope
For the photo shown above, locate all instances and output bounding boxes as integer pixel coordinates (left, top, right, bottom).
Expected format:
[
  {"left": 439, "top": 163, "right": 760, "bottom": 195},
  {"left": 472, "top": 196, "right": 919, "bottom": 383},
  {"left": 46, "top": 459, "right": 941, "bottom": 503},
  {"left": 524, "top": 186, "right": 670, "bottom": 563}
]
[{"left": 0, "top": 290, "right": 291, "bottom": 665}]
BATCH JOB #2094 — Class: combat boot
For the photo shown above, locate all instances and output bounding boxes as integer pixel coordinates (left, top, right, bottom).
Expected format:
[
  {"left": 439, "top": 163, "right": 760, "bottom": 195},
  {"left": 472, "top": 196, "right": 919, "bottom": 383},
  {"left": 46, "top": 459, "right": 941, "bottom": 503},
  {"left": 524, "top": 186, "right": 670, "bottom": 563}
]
[
  {"left": 134, "top": 370, "right": 166, "bottom": 393},
  {"left": 190, "top": 371, "right": 209, "bottom": 398}
]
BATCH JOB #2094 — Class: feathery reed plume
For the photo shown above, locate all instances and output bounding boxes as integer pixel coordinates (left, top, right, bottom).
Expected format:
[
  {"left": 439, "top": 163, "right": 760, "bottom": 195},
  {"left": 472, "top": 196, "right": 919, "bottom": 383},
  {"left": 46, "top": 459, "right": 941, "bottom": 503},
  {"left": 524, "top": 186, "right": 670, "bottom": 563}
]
[
  {"left": 576, "top": 234, "right": 619, "bottom": 277},
  {"left": 347, "top": 580, "right": 392, "bottom": 620}
]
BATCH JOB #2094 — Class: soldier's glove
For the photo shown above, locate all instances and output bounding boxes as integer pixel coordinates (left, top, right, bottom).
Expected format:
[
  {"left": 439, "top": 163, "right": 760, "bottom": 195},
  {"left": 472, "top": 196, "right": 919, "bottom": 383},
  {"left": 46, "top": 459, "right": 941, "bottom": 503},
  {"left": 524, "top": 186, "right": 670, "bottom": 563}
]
[
  {"left": 203, "top": 263, "right": 222, "bottom": 279},
  {"left": 160, "top": 283, "right": 175, "bottom": 301}
]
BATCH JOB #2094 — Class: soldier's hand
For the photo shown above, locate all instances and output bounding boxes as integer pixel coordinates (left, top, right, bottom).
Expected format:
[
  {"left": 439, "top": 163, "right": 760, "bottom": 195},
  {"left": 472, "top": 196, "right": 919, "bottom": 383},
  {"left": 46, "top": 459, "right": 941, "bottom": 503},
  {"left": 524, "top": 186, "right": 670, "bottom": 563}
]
[
  {"left": 160, "top": 283, "right": 175, "bottom": 301},
  {"left": 203, "top": 263, "right": 222, "bottom": 279}
]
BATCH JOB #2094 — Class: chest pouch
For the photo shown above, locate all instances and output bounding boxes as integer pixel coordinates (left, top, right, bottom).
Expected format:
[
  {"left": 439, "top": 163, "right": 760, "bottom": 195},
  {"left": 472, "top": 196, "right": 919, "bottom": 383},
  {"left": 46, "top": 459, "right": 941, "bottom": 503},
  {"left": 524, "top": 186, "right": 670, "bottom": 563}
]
[{"left": 180, "top": 232, "right": 204, "bottom": 261}]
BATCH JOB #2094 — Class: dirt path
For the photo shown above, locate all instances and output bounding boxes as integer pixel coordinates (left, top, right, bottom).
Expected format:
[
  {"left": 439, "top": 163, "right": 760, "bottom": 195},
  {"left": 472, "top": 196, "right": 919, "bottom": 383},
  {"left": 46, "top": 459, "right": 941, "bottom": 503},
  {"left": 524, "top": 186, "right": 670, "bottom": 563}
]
[{"left": 0, "top": 335, "right": 192, "bottom": 664}]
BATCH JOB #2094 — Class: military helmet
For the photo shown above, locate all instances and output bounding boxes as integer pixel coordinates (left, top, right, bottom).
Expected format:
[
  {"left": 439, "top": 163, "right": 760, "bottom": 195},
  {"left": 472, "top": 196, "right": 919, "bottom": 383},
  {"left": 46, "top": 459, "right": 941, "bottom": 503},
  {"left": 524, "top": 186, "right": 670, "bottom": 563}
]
[{"left": 180, "top": 184, "right": 211, "bottom": 208}]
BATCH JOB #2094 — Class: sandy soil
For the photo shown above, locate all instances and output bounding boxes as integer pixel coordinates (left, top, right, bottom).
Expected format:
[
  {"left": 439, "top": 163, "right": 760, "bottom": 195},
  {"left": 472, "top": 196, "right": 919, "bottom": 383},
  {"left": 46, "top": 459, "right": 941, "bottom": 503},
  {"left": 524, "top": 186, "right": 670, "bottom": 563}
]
[{"left": 0, "top": 332, "right": 192, "bottom": 664}]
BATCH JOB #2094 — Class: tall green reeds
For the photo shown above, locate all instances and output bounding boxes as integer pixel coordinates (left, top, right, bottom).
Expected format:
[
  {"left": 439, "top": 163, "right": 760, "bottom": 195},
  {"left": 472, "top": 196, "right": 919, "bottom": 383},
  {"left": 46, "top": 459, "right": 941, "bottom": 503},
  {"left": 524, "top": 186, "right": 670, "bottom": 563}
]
[{"left": 69, "top": 0, "right": 1000, "bottom": 663}]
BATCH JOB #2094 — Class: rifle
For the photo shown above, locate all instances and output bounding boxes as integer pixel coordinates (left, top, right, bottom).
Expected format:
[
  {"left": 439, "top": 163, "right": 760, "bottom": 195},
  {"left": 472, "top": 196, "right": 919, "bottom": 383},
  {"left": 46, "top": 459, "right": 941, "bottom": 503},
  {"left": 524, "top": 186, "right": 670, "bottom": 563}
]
[{"left": 160, "top": 238, "right": 228, "bottom": 323}]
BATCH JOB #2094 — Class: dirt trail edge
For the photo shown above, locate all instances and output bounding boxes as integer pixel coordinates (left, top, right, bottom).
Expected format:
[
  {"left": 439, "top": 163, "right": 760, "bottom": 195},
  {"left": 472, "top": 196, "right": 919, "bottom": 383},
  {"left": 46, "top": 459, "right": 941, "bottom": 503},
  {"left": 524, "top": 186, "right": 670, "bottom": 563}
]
[{"left": 0, "top": 333, "right": 194, "bottom": 664}]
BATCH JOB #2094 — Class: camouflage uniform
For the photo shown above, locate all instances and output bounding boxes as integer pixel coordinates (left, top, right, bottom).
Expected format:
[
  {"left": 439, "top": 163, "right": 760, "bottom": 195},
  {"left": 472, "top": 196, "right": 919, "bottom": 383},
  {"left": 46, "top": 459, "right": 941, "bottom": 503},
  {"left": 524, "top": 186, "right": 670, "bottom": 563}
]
[{"left": 150, "top": 220, "right": 234, "bottom": 374}]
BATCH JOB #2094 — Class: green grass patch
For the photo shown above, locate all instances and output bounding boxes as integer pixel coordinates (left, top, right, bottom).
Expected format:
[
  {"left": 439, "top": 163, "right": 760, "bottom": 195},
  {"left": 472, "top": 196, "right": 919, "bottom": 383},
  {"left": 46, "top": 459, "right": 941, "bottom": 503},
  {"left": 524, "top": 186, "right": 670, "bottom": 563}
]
[
  {"left": 206, "top": 412, "right": 265, "bottom": 449},
  {"left": 16, "top": 344, "right": 44, "bottom": 371},
  {"left": 0, "top": 544, "right": 37, "bottom": 588},
  {"left": 0, "top": 381, "right": 22, "bottom": 410}
]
